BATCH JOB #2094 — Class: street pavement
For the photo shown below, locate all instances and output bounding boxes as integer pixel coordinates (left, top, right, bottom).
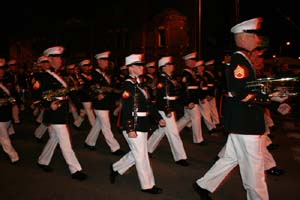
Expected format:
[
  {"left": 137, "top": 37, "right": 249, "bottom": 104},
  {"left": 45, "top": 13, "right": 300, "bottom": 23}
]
[{"left": 1, "top": 109, "right": 300, "bottom": 200}]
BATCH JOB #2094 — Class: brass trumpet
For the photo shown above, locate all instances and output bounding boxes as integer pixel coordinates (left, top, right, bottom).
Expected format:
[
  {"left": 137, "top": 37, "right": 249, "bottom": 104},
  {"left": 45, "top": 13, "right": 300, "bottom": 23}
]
[{"left": 246, "top": 76, "right": 300, "bottom": 97}]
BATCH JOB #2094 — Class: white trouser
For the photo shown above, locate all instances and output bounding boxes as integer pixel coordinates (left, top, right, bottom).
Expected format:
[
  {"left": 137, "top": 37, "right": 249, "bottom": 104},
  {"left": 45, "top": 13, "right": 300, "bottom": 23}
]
[
  {"left": 85, "top": 110, "right": 120, "bottom": 152},
  {"left": 34, "top": 123, "right": 48, "bottom": 139},
  {"left": 199, "top": 134, "right": 269, "bottom": 200},
  {"left": 12, "top": 104, "right": 20, "bottom": 123},
  {"left": 0, "top": 121, "right": 19, "bottom": 162},
  {"left": 38, "top": 124, "right": 82, "bottom": 174},
  {"left": 113, "top": 131, "right": 155, "bottom": 190},
  {"left": 36, "top": 109, "right": 44, "bottom": 124},
  {"left": 82, "top": 102, "right": 96, "bottom": 126},
  {"left": 218, "top": 135, "right": 276, "bottom": 171},
  {"left": 207, "top": 97, "right": 220, "bottom": 125},
  {"left": 69, "top": 101, "right": 79, "bottom": 121},
  {"left": 264, "top": 109, "right": 274, "bottom": 129},
  {"left": 148, "top": 111, "right": 187, "bottom": 161},
  {"left": 177, "top": 104, "right": 203, "bottom": 143},
  {"left": 8, "top": 123, "right": 15, "bottom": 135},
  {"left": 199, "top": 99, "right": 216, "bottom": 131}
]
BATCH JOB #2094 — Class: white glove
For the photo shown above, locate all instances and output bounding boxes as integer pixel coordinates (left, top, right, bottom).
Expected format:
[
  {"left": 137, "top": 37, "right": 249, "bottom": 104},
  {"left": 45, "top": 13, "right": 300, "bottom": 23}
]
[{"left": 277, "top": 103, "right": 291, "bottom": 115}]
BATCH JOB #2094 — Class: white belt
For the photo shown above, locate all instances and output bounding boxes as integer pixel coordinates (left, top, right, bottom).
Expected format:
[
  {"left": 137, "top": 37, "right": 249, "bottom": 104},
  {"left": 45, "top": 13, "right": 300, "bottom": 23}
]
[
  {"left": 187, "top": 86, "right": 199, "bottom": 90},
  {"left": 163, "top": 96, "right": 178, "bottom": 100},
  {"left": 132, "top": 112, "right": 149, "bottom": 117},
  {"left": 201, "top": 87, "right": 208, "bottom": 90},
  {"left": 207, "top": 84, "right": 214, "bottom": 87},
  {"left": 228, "top": 92, "right": 234, "bottom": 97},
  {"left": 55, "top": 96, "right": 69, "bottom": 100}
]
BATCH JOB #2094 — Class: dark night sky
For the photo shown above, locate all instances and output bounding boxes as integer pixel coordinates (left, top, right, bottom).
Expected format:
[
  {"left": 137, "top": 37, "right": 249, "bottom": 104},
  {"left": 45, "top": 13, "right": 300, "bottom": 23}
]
[{"left": 1, "top": 0, "right": 299, "bottom": 57}]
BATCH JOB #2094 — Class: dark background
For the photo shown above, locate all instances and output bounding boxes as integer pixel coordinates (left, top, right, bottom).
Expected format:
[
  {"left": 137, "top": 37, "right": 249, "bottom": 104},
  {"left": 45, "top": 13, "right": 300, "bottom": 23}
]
[{"left": 0, "top": 0, "right": 299, "bottom": 58}]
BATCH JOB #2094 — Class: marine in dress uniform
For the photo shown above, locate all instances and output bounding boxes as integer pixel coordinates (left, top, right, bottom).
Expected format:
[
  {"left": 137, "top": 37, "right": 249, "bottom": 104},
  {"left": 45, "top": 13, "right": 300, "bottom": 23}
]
[
  {"left": 141, "top": 61, "right": 159, "bottom": 132},
  {"left": 64, "top": 63, "right": 85, "bottom": 128},
  {"left": 77, "top": 59, "right": 96, "bottom": 128},
  {"left": 203, "top": 60, "right": 221, "bottom": 131},
  {"left": 141, "top": 61, "right": 158, "bottom": 102},
  {"left": 0, "top": 58, "right": 19, "bottom": 164},
  {"left": 83, "top": 51, "right": 124, "bottom": 156},
  {"left": 195, "top": 60, "right": 217, "bottom": 132},
  {"left": 33, "top": 46, "right": 87, "bottom": 181},
  {"left": 147, "top": 56, "right": 189, "bottom": 166},
  {"left": 110, "top": 54, "right": 166, "bottom": 194},
  {"left": 32, "top": 56, "right": 51, "bottom": 142},
  {"left": 193, "top": 18, "right": 269, "bottom": 200},
  {"left": 6, "top": 59, "right": 22, "bottom": 124},
  {"left": 177, "top": 52, "right": 205, "bottom": 144}
]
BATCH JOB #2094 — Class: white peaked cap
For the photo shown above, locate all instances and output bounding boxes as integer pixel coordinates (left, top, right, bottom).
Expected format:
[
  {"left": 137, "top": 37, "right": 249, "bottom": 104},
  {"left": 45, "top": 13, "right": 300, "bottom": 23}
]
[
  {"left": 183, "top": 51, "right": 197, "bottom": 60},
  {"left": 37, "top": 56, "right": 49, "bottom": 64},
  {"left": 158, "top": 56, "right": 173, "bottom": 67},
  {"left": 94, "top": 51, "right": 111, "bottom": 59},
  {"left": 43, "top": 46, "right": 64, "bottom": 56},
  {"left": 195, "top": 60, "right": 204, "bottom": 67},
  {"left": 231, "top": 17, "right": 263, "bottom": 34},
  {"left": 146, "top": 61, "right": 156, "bottom": 68},
  {"left": 79, "top": 59, "right": 91, "bottom": 66},
  {"left": 125, "top": 54, "right": 144, "bottom": 66},
  {"left": 204, "top": 59, "right": 215, "bottom": 66}
]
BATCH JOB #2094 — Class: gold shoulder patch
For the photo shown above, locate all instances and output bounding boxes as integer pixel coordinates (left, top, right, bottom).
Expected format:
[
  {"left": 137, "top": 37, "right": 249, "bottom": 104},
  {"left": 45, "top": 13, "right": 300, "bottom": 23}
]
[
  {"left": 234, "top": 65, "right": 248, "bottom": 79},
  {"left": 32, "top": 80, "right": 40, "bottom": 90},
  {"left": 156, "top": 83, "right": 164, "bottom": 89},
  {"left": 182, "top": 77, "right": 187, "bottom": 83},
  {"left": 122, "top": 90, "right": 131, "bottom": 99}
]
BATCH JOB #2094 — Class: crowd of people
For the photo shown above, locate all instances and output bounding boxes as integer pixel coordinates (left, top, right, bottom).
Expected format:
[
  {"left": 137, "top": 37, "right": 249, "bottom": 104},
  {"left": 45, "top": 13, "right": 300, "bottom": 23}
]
[{"left": 0, "top": 17, "right": 299, "bottom": 199}]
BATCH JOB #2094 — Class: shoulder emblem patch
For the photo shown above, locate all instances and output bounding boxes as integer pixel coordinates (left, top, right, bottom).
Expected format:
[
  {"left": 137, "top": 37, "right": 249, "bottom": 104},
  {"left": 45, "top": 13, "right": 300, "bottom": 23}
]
[
  {"left": 234, "top": 65, "right": 248, "bottom": 79},
  {"left": 32, "top": 80, "right": 40, "bottom": 90},
  {"left": 156, "top": 83, "right": 164, "bottom": 89},
  {"left": 182, "top": 77, "right": 187, "bottom": 83},
  {"left": 122, "top": 90, "right": 131, "bottom": 99}
]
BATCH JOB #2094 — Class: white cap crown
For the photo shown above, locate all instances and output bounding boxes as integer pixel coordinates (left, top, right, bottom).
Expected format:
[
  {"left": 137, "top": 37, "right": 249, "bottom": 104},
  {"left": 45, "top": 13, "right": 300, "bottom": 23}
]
[
  {"left": 158, "top": 56, "right": 173, "bottom": 67},
  {"left": 195, "top": 60, "right": 204, "bottom": 67},
  {"left": 79, "top": 59, "right": 92, "bottom": 66},
  {"left": 231, "top": 17, "right": 263, "bottom": 34},
  {"left": 125, "top": 54, "right": 144, "bottom": 66},
  {"left": 183, "top": 51, "right": 197, "bottom": 60},
  {"left": 146, "top": 61, "right": 156, "bottom": 68},
  {"left": 95, "top": 51, "right": 111, "bottom": 59},
  {"left": 204, "top": 59, "right": 215, "bottom": 66},
  {"left": 43, "top": 46, "right": 64, "bottom": 56},
  {"left": 37, "top": 56, "right": 49, "bottom": 64}
]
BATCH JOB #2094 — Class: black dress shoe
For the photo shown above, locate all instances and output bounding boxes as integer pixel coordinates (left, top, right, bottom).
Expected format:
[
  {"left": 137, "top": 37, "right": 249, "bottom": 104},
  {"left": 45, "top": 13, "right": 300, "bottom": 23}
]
[
  {"left": 111, "top": 149, "right": 125, "bottom": 156},
  {"left": 193, "top": 182, "right": 212, "bottom": 200},
  {"left": 37, "top": 163, "right": 53, "bottom": 172},
  {"left": 71, "top": 171, "right": 88, "bottom": 181},
  {"left": 84, "top": 143, "right": 96, "bottom": 151},
  {"left": 141, "top": 186, "right": 163, "bottom": 194},
  {"left": 266, "top": 167, "right": 285, "bottom": 176},
  {"left": 209, "top": 127, "right": 222, "bottom": 136},
  {"left": 35, "top": 137, "right": 44, "bottom": 144},
  {"left": 198, "top": 141, "right": 207, "bottom": 146},
  {"left": 267, "top": 144, "right": 279, "bottom": 151},
  {"left": 175, "top": 159, "right": 189, "bottom": 167},
  {"left": 109, "top": 163, "right": 119, "bottom": 184},
  {"left": 11, "top": 160, "right": 20, "bottom": 165}
]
